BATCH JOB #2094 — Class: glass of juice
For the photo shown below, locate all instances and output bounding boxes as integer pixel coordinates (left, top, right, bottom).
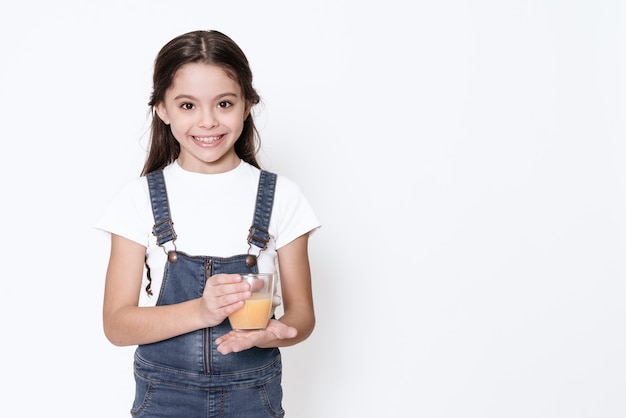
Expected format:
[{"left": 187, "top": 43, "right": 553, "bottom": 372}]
[{"left": 228, "top": 273, "right": 275, "bottom": 331}]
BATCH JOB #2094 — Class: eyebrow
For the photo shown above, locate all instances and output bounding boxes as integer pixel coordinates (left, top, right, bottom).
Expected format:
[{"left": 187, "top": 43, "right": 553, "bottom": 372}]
[{"left": 172, "top": 92, "right": 239, "bottom": 101}]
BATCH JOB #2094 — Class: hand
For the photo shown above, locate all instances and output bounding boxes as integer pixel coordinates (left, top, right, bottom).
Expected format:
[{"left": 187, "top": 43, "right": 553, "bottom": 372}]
[
  {"left": 200, "top": 274, "right": 251, "bottom": 327},
  {"left": 215, "top": 319, "right": 298, "bottom": 354}
]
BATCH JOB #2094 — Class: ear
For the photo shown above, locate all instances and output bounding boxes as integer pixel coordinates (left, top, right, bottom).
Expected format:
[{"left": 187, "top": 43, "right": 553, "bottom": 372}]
[
  {"left": 154, "top": 102, "right": 170, "bottom": 125},
  {"left": 244, "top": 101, "right": 253, "bottom": 120}
]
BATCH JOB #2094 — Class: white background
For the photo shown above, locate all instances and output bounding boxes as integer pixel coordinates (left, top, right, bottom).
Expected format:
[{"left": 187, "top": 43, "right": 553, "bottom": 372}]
[{"left": 1, "top": 1, "right": 625, "bottom": 417}]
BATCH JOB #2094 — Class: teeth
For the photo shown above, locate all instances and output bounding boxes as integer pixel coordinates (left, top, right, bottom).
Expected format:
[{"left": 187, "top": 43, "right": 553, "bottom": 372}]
[{"left": 195, "top": 136, "right": 220, "bottom": 143}]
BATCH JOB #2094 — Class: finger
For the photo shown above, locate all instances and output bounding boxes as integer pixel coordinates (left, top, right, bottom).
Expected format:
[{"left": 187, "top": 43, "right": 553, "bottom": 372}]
[
  {"left": 207, "top": 273, "right": 243, "bottom": 286},
  {"left": 204, "top": 279, "right": 251, "bottom": 299},
  {"left": 266, "top": 321, "right": 298, "bottom": 340},
  {"left": 216, "top": 332, "right": 257, "bottom": 354}
]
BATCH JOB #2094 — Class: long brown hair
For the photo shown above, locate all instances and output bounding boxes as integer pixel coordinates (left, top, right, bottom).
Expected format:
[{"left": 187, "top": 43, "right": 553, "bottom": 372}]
[{"left": 141, "top": 30, "right": 261, "bottom": 175}]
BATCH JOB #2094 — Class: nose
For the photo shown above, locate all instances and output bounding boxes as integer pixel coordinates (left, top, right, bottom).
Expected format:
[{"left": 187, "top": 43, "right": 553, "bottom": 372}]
[{"left": 198, "top": 107, "right": 218, "bottom": 129}]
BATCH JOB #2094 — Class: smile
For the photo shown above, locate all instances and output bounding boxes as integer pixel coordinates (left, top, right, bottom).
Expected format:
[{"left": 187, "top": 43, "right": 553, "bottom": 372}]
[{"left": 193, "top": 136, "right": 222, "bottom": 144}]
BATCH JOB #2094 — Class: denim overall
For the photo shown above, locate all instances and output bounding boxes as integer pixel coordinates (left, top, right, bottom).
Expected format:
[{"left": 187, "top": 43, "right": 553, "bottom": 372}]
[{"left": 130, "top": 169, "right": 285, "bottom": 418}]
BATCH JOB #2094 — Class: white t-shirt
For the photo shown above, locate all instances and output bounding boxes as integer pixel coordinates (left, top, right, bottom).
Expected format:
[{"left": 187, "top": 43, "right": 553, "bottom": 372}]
[{"left": 96, "top": 160, "right": 321, "bottom": 306}]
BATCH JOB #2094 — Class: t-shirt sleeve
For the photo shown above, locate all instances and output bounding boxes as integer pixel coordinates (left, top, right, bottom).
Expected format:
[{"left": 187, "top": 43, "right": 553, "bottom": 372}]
[
  {"left": 273, "top": 176, "right": 321, "bottom": 249},
  {"left": 94, "top": 177, "right": 152, "bottom": 247}
]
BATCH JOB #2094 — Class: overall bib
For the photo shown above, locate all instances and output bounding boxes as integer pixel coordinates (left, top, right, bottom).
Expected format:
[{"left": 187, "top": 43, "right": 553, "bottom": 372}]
[{"left": 130, "top": 169, "right": 285, "bottom": 418}]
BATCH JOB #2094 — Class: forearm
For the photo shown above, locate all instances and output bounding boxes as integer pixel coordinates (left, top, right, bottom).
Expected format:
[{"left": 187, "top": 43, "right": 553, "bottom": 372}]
[
  {"left": 104, "top": 298, "right": 207, "bottom": 346},
  {"left": 261, "top": 306, "right": 315, "bottom": 348}
]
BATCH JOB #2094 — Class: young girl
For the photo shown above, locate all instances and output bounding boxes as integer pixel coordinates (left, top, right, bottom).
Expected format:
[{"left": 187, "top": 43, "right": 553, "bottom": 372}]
[{"left": 96, "top": 30, "right": 320, "bottom": 417}]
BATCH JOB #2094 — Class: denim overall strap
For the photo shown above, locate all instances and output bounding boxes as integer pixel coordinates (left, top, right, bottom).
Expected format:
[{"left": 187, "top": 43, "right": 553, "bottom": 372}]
[
  {"left": 146, "top": 169, "right": 177, "bottom": 246},
  {"left": 247, "top": 170, "right": 277, "bottom": 251}
]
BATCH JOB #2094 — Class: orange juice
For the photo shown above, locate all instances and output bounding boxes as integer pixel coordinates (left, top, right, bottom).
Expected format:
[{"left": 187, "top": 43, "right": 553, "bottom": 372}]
[{"left": 228, "top": 294, "right": 272, "bottom": 330}]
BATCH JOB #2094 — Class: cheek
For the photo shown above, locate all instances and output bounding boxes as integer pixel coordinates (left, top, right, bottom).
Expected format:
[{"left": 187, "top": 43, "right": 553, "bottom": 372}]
[
  {"left": 168, "top": 114, "right": 193, "bottom": 130},
  {"left": 167, "top": 119, "right": 190, "bottom": 141},
  {"left": 229, "top": 110, "right": 248, "bottom": 127}
]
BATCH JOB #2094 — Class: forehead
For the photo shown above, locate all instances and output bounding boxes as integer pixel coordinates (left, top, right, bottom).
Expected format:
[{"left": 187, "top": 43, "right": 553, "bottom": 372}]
[{"left": 169, "top": 62, "right": 241, "bottom": 96}]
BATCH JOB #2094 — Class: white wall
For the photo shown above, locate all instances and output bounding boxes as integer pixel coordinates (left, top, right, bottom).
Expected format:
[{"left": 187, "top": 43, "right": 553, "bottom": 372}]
[{"left": 1, "top": 1, "right": 625, "bottom": 417}]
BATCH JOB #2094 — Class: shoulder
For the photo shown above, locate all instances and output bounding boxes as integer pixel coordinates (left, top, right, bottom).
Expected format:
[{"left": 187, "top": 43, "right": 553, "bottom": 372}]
[
  {"left": 264, "top": 170, "right": 321, "bottom": 247},
  {"left": 100, "top": 175, "right": 152, "bottom": 225},
  {"left": 95, "top": 174, "right": 153, "bottom": 244},
  {"left": 273, "top": 172, "right": 306, "bottom": 200},
  {"left": 270, "top": 171, "right": 316, "bottom": 217},
  {"left": 107, "top": 174, "right": 150, "bottom": 205}
]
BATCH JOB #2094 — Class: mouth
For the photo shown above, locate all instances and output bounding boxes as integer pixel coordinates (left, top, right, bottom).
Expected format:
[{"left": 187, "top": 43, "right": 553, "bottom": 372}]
[{"left": 193, "top": 135, "right": 223, "bottom": 144}]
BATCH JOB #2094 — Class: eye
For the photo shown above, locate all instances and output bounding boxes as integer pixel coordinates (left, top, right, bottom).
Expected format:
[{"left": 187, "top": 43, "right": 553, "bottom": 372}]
[
  {"left": 217, "top": 100, "right": 233, "bottom": 109},
  {"left": 180, "top": 102, "right": 195, "bottom": 110}
]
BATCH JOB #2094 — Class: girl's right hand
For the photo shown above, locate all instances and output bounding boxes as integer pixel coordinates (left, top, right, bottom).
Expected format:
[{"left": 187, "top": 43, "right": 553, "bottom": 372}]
[{"left": 200, "top": 274, "right": 251, "bottom": 327}]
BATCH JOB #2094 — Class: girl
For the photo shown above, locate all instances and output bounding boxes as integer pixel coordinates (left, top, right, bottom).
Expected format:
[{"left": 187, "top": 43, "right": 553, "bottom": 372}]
[{"left": 97, "top": 30, "right": 320, "bottom": 417}]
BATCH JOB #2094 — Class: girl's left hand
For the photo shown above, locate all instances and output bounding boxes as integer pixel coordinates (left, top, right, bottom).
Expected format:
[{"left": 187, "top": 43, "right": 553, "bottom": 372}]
[{"left": 215, "top": 319, "right": 297, "bottom": 354}]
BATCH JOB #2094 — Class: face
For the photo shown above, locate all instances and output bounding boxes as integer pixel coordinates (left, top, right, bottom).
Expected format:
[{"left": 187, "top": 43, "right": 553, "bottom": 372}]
[{"left": 155, "top": 63, "right": 249, "bottom": 174}]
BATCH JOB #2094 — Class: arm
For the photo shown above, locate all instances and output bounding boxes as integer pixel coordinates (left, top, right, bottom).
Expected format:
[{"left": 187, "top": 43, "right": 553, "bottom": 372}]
[
  {"left": 215, "top": 232, "right": 316, "bottom": 353},
  {"left": 268, "top": 232, "right": 316, "bottom": 345},
  {"left": 102, "top": 233, "right": 251, "bottom": 346}
]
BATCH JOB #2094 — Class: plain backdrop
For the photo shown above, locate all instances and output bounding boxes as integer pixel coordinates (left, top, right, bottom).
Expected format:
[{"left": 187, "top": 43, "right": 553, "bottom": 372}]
[{"left": 1, "top": 1, "right": 625, "bottom": 417}]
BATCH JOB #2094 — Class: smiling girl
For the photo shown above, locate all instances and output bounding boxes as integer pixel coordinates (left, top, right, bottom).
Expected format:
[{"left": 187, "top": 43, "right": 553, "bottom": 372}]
[{"left": 96, "top": 30, "right": 320, "bottom": 417}]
